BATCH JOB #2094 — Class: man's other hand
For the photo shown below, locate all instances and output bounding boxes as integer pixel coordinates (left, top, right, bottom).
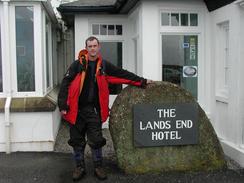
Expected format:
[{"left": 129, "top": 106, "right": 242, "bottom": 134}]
[
  {"left": 146, "top": 79, "right": 153, "bottom": 84},
  {"left": 61, "top": 110, "right": 67, "bottom": 115}
]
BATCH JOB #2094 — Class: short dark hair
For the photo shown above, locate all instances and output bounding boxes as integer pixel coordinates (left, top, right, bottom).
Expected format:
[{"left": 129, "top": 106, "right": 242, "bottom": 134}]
[{"left": 85, "top": 36, "right": 100, "bottom": 47}]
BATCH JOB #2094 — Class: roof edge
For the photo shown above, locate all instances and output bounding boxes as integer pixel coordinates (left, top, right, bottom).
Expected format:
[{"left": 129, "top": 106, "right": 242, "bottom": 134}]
[
  {"left": 57, "top": 5, "right": 116, "bottom": 14},
  {"left": 57, "top": 0, "right": 133, "bottom": 14}
]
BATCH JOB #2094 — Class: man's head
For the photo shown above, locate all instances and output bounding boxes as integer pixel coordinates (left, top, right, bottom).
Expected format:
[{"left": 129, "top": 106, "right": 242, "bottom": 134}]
[{"left": 85, "top": 36, "right": 100, "bottom": 61}]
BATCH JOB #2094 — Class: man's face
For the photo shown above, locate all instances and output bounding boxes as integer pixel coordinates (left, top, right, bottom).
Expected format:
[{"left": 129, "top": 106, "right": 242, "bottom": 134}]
[{"left": 86, "top": 39, "right": 100, "bottom": 59}]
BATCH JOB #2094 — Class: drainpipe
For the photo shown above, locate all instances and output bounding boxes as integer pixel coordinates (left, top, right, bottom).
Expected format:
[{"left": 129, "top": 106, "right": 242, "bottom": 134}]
[
  {"left": 5, "top": 97, "right": 12, "bottom": 154},
  {"left": 3, "top": 0, "right": 12, "bottom": 154}
]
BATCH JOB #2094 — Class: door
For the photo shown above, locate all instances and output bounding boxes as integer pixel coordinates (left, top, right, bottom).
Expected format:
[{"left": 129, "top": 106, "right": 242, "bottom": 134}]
[
  {"left": 100, "top": 41, "right": 123, "bottom": 95},
  {"left": 162, "top": 35, "right": 198, "bottom": 98}
]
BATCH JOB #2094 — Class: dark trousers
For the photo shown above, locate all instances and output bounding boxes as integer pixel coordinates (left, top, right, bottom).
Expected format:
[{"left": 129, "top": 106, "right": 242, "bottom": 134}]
[{"left": 68, "top": 105, "right": 106, "bottom": 167}]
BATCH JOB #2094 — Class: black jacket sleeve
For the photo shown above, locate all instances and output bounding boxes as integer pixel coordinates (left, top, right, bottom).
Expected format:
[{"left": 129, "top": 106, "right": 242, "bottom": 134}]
[
  {"left": 104, "top": 60, "right": 147, "bottom": 87},
  {"left": 58, "top": 60, "right": 83, "bottom": 111}
]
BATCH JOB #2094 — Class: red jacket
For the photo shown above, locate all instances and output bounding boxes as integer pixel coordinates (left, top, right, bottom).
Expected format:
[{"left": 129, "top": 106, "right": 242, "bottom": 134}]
[{"left": 58, "top": 49, "right": 146, "bottom": 124}]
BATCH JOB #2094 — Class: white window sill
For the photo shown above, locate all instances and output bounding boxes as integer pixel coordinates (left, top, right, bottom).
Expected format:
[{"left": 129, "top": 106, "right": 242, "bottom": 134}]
[{"left": 215, "top": 92, "right": 229, "bottom": 104}]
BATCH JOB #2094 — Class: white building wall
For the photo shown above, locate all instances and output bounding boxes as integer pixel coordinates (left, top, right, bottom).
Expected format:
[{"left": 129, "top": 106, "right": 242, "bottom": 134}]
[
  {"left": 128, "top": 4, "right": 143, "bottom": 76},
  {"left": 140, "top": 0, "right": 206, "bottom": 81},
  {"left": 240, "top": 5, "right": 244, "bottom": 147},
  {"left": 141, "top": 1, "right": 160, "bottom": 80},
  {"left": 0, "top": 110, "right": 60, "bottom": 152},
  {"left": 75, "top": 15, "right": 89, "bottom": 59},
  {"left": 0, "top": 114, "right": 4, "bottom": 144},
  {"left": 52, "top": 108, "right": 61, "bottom": 140},
  {"left": 210, "top": 2, "right": 244, "bottom": 166}
]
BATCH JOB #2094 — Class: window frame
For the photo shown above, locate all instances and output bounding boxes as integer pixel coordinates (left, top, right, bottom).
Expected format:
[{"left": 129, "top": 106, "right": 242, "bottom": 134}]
[
  {"left": 0, "top": 3, "right": 3, "bottom": 95},
  {"left": 159, "top": 8, "right": 203, "bottom": 102},
  {"left": 159, "top": 9, "right": 201, "bottom": 33},
  {"left": 43, "top": 12, "right": 53, "bottom": 93},
  {"left": 10, "top": 2, "right": 43, "bottom": 97},
  {"left": 215, "top": 21, "right": 230, "bottom": 101},
  {"left": 91, "top": 23, "right": 123, "bottom": 36},
  {"left": 161, "top": 11, "right": 198, "bottom": 27}
]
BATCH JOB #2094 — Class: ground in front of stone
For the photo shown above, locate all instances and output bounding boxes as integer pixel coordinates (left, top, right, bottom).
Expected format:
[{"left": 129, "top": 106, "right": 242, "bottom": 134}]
[{"left": 0, "top": 121, "right": 244, "bottom": 183}]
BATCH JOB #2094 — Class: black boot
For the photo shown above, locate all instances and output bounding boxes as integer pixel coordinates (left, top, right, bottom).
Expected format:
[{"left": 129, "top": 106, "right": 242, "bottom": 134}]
[
  {"left": 72, "top": 147, "right": 86, "bottom": 181},
  {"left": 72, "top": 164, "right": 86, "bottom": 181},
  {"left": 94, "top": 161, "right": 107, "bottom": 180},
  {"left": 91, "top": 148, "right": 107, "bottom": 180}
]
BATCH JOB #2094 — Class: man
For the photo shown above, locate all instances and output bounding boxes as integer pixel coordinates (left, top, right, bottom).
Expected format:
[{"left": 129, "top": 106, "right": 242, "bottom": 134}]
[{"left": 58, "top": 36, "right": 152, "bottom": 181}]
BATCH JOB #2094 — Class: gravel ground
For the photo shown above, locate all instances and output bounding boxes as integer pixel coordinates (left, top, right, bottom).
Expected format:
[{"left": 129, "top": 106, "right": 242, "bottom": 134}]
[
  {"left": 54, "top": 120, "right": 115, "bottom": 159},
  {"left": 54, "top": 120, "right": 242, "bottom": 170},
  {"left": 0, "top": 121, "right": 243, "bottom": 183}
]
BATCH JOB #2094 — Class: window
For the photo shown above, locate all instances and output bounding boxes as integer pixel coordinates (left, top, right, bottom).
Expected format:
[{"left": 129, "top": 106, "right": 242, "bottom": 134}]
[
  {"left": 15, "top": 6, "right": 35, "bottom": 92},
  {"left": 190, "top": 14, "right": 198, "bottom": 26},
  {"left": 161, "top": 12, "right": 198, "bottom": 27},
  {"left": 161, "top": 13, "right": 170, "bottom": 26},
  {"left": 0, "top": 18, "right": 2, "bottom": 92},
  {"left": 181, "top": 13, "right": 188, "bottom": 26},
  {"left": 223, "top": 25, "right": 229, "bottom": 87},
  {"left": 220, "top": 22, "right": 230, "bottom": 87},
  {"left": 171, "top": 13, "right": 179, "bottom": 26},
  {"left": 92, "top": 24, "right": 123, "bottom": 36},
  {"left": 45, "top": 16, "right": 52, "bottom": 89},
  {"left": 216, "top": 21, "right": 230, "bottom": 97}
]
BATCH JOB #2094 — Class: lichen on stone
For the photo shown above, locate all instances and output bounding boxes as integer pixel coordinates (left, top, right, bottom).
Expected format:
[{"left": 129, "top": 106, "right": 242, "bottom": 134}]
[{"left": 109, "top": 81, "right": 226, "bottom": 174}]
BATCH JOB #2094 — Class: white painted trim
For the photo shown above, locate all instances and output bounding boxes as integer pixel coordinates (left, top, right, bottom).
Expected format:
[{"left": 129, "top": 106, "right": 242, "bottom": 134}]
[
  {"left": 1, "top": 1, "right": 12, "bottom": 98},
  {"left": 0, "top": 3, "right": 6, "bottom": 97},
  {"left": 43, "top": 11, "right": 53, "bottom": 94},
  {"left": 35, "top": 4, "right": 44, "bottom": 96},
  {"left": 0, "top": 141, "right": 55, "bottom": 152},
  {"left": 4, "top": 97, "right": 11, "bottom": 154},
  {"left": 42, "top": 7, "right": 46, "bottom": 95}
]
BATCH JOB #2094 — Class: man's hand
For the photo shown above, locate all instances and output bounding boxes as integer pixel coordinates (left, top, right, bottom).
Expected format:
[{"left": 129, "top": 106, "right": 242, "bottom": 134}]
[{"left": 61, "top": 110, "right": 67, "bottom": 115}]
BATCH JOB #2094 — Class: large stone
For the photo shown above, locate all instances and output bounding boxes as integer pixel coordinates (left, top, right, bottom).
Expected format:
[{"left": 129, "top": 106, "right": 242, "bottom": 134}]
[{"left": 109, "top": 81, "right": 226, "bottom": 174}]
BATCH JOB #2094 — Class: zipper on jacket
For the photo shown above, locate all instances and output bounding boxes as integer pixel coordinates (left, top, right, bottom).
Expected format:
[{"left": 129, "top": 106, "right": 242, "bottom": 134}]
[{"left": 94, "top": 107, "right": 98, "bottom": 114}]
